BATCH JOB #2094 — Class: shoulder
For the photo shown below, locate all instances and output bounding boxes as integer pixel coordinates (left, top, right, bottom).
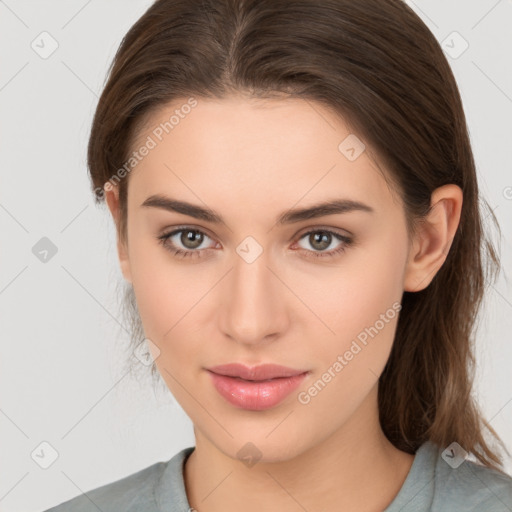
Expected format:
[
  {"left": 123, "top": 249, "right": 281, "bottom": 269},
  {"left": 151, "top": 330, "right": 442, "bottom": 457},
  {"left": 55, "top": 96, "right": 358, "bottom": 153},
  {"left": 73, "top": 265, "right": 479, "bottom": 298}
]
[
  {"left": 431, "top": 446, "right": 512, "bottom": 511},
  {"left": 41, "top": 447, "right": 193, "bottom": 512}
]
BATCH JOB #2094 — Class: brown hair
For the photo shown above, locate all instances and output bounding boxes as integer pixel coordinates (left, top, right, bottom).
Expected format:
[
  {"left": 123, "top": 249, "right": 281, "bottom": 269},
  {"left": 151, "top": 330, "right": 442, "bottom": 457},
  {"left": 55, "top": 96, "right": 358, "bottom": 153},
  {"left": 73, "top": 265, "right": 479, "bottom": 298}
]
[{"left": 87, "top": 0, "right": 508, "bottom": 473}]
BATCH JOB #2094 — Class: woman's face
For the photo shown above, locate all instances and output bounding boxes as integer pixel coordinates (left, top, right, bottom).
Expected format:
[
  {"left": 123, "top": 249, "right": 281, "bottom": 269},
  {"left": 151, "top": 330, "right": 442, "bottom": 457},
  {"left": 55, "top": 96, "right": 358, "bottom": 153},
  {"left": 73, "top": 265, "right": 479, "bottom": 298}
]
[{"left": 111, "top": 96, "right": 414, "bottom": 462}]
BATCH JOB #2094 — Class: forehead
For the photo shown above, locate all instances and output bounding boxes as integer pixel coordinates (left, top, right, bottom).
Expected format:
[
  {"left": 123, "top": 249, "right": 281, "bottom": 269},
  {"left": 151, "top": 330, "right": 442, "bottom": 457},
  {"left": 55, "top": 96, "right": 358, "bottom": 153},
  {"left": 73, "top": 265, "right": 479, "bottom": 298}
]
[{"left": 126, "top": 96, "right": 398, "bottom": 215}]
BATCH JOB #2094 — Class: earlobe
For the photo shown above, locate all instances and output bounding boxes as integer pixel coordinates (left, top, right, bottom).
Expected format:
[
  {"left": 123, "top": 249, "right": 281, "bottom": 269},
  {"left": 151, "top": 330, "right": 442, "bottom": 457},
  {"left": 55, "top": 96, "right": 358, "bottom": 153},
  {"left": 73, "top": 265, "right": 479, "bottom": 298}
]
[
  {"left": 403, "top": 184, "right": 463, "bottom": 292},
  {"left": 104, "top": 185, "right": 133, "bottom": 284}
]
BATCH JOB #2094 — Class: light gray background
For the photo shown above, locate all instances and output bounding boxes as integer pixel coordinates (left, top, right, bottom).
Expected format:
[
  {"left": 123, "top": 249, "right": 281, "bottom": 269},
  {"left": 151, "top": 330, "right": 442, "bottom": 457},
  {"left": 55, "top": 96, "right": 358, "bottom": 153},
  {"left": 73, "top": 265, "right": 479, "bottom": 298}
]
[{"left": 0, "top": 1, "right": 511, "bottom": 511}]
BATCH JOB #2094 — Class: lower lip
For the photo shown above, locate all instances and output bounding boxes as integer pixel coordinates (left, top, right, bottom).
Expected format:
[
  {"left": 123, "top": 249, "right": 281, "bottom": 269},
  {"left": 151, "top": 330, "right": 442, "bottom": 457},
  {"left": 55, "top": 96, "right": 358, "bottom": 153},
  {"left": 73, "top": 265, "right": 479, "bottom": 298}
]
[{"left": 207, "top": 371, "right": 308, "bottom": 411}]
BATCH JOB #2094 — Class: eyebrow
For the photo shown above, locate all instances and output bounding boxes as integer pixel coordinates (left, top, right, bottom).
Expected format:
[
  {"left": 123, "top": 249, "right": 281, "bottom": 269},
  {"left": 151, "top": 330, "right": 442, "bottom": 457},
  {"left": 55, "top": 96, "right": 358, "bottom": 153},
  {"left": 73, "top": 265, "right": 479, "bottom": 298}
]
[{"left": 140, "top": 194, "right": 374, "bottom": 226}]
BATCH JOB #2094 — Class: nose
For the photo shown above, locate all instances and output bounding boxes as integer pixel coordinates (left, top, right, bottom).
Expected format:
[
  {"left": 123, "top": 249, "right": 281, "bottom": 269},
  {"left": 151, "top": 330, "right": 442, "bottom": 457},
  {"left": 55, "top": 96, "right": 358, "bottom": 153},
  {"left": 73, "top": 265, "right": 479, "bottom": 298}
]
[{"left": 218, "top": 248, "right": 289, "bottom": 346}]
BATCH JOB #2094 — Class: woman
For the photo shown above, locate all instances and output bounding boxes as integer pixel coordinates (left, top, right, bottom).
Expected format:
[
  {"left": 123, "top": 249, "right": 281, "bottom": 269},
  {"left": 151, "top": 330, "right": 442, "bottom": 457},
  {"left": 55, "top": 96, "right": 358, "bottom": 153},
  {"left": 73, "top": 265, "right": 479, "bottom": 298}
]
[{"left": 44, "top": 0, "right": 512, "bottom": 510}]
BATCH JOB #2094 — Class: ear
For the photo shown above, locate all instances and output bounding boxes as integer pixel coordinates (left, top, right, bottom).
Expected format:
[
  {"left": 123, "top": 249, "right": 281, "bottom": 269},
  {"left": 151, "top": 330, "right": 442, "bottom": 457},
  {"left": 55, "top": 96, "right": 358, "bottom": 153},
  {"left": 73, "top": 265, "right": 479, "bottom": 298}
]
[
  {"left": 403, "top": 184, "right": 463, "bottom": 292},
  {"left": 104, "top": 184, "right": 132, "bottom": 284}
]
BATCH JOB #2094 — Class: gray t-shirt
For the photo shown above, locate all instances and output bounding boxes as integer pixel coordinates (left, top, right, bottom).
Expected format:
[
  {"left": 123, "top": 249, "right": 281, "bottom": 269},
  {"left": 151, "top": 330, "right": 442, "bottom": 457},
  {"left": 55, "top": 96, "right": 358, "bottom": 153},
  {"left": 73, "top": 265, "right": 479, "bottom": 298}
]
[{"left": 43, "top": 440, "right": 512, "bottom": 511}]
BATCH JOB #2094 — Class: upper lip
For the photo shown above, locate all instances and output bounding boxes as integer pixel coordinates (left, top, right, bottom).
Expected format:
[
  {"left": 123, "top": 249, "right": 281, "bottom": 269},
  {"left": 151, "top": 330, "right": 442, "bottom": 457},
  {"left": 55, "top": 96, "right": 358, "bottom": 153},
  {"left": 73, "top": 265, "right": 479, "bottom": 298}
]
[{"left": 207, "top": 363, "right": 308, "bottom": 381}]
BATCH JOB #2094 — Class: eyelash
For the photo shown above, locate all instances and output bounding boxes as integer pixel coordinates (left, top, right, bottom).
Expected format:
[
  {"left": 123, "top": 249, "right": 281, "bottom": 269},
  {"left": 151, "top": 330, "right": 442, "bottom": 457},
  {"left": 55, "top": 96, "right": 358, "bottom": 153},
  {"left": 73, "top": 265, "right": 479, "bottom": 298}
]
[{"left": 157, "top": 226, "right": 354, "bottom": 261}]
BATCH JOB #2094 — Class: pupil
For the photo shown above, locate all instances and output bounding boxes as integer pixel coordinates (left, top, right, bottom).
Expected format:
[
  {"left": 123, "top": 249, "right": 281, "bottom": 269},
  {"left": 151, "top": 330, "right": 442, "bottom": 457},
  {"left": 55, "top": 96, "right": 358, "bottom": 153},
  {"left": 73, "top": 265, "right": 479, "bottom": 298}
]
[
  {"left": 182, "top": 230, "right": 203, "bottom": 249},
  {"left": 311, "top": 232, "right": 330, "bottom": 251}
]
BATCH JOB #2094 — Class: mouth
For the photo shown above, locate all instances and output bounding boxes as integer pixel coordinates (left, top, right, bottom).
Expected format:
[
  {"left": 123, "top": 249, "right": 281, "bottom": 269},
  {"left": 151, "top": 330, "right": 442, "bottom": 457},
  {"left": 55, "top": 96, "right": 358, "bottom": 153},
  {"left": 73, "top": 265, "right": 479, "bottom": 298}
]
[
  {"left": 207, "top": 363, "right": 308, "bottom": 380},
  {"left": 206, "top": 363, "right": 310, "bottom": 411}
]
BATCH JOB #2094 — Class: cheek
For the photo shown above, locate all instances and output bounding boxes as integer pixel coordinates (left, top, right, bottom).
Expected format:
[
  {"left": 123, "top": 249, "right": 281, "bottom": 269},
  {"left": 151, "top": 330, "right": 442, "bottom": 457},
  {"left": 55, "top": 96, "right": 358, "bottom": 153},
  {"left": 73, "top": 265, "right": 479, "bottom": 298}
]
[
  {"left": 312, "top": 237, "right": 406, "bottom": 337},
  {"left": 308, "top": 234, "right": 407, "bottom": 374},
  {"left": 131, "top": 259, "right": 204, "bottom": 394},
  {"left": 127, "top": 226, "right": 197, "bottom": 328},
  {"left": 127, "top": 234, "right": 218, "bottom": 374}
]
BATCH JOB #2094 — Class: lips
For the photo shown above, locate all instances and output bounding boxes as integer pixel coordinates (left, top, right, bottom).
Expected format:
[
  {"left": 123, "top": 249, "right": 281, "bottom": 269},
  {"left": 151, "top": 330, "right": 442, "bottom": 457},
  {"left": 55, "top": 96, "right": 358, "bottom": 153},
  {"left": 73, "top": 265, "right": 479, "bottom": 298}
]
[
  {"left": 206, "top": 363, "right": 309, "bottom": 411},
  {"left": 207, "top": 363, "right": 308, "bottom": 381}
]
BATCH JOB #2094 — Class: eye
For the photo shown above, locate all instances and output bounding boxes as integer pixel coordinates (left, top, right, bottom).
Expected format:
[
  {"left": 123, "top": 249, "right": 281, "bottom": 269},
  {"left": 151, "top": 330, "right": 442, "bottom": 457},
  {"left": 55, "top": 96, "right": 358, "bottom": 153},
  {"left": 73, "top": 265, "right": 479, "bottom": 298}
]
[
  {"left": 157, "top": 227, "right": 217, "bottom": 259},
  {"left": 157, "top": 226, "right": 354, "bottom": 260},
  {"left": 294, "top": 229, "right": 353, "bottom": 260}
]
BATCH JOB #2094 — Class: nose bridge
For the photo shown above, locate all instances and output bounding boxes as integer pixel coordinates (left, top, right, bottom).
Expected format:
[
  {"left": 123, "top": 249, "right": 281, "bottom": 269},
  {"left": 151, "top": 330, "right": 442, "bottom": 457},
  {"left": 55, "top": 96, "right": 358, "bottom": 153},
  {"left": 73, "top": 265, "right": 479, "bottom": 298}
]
[{"left": 220, "top": 242, "right": 285, "bottom": 344}]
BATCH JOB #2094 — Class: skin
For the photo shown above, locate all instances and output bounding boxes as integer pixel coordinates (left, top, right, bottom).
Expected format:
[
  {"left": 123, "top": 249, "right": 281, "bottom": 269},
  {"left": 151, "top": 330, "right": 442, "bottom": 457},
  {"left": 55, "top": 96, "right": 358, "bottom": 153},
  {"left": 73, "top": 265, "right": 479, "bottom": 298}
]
[{"left": 105, "top": 95, "right": 463, "bottom": 512}]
